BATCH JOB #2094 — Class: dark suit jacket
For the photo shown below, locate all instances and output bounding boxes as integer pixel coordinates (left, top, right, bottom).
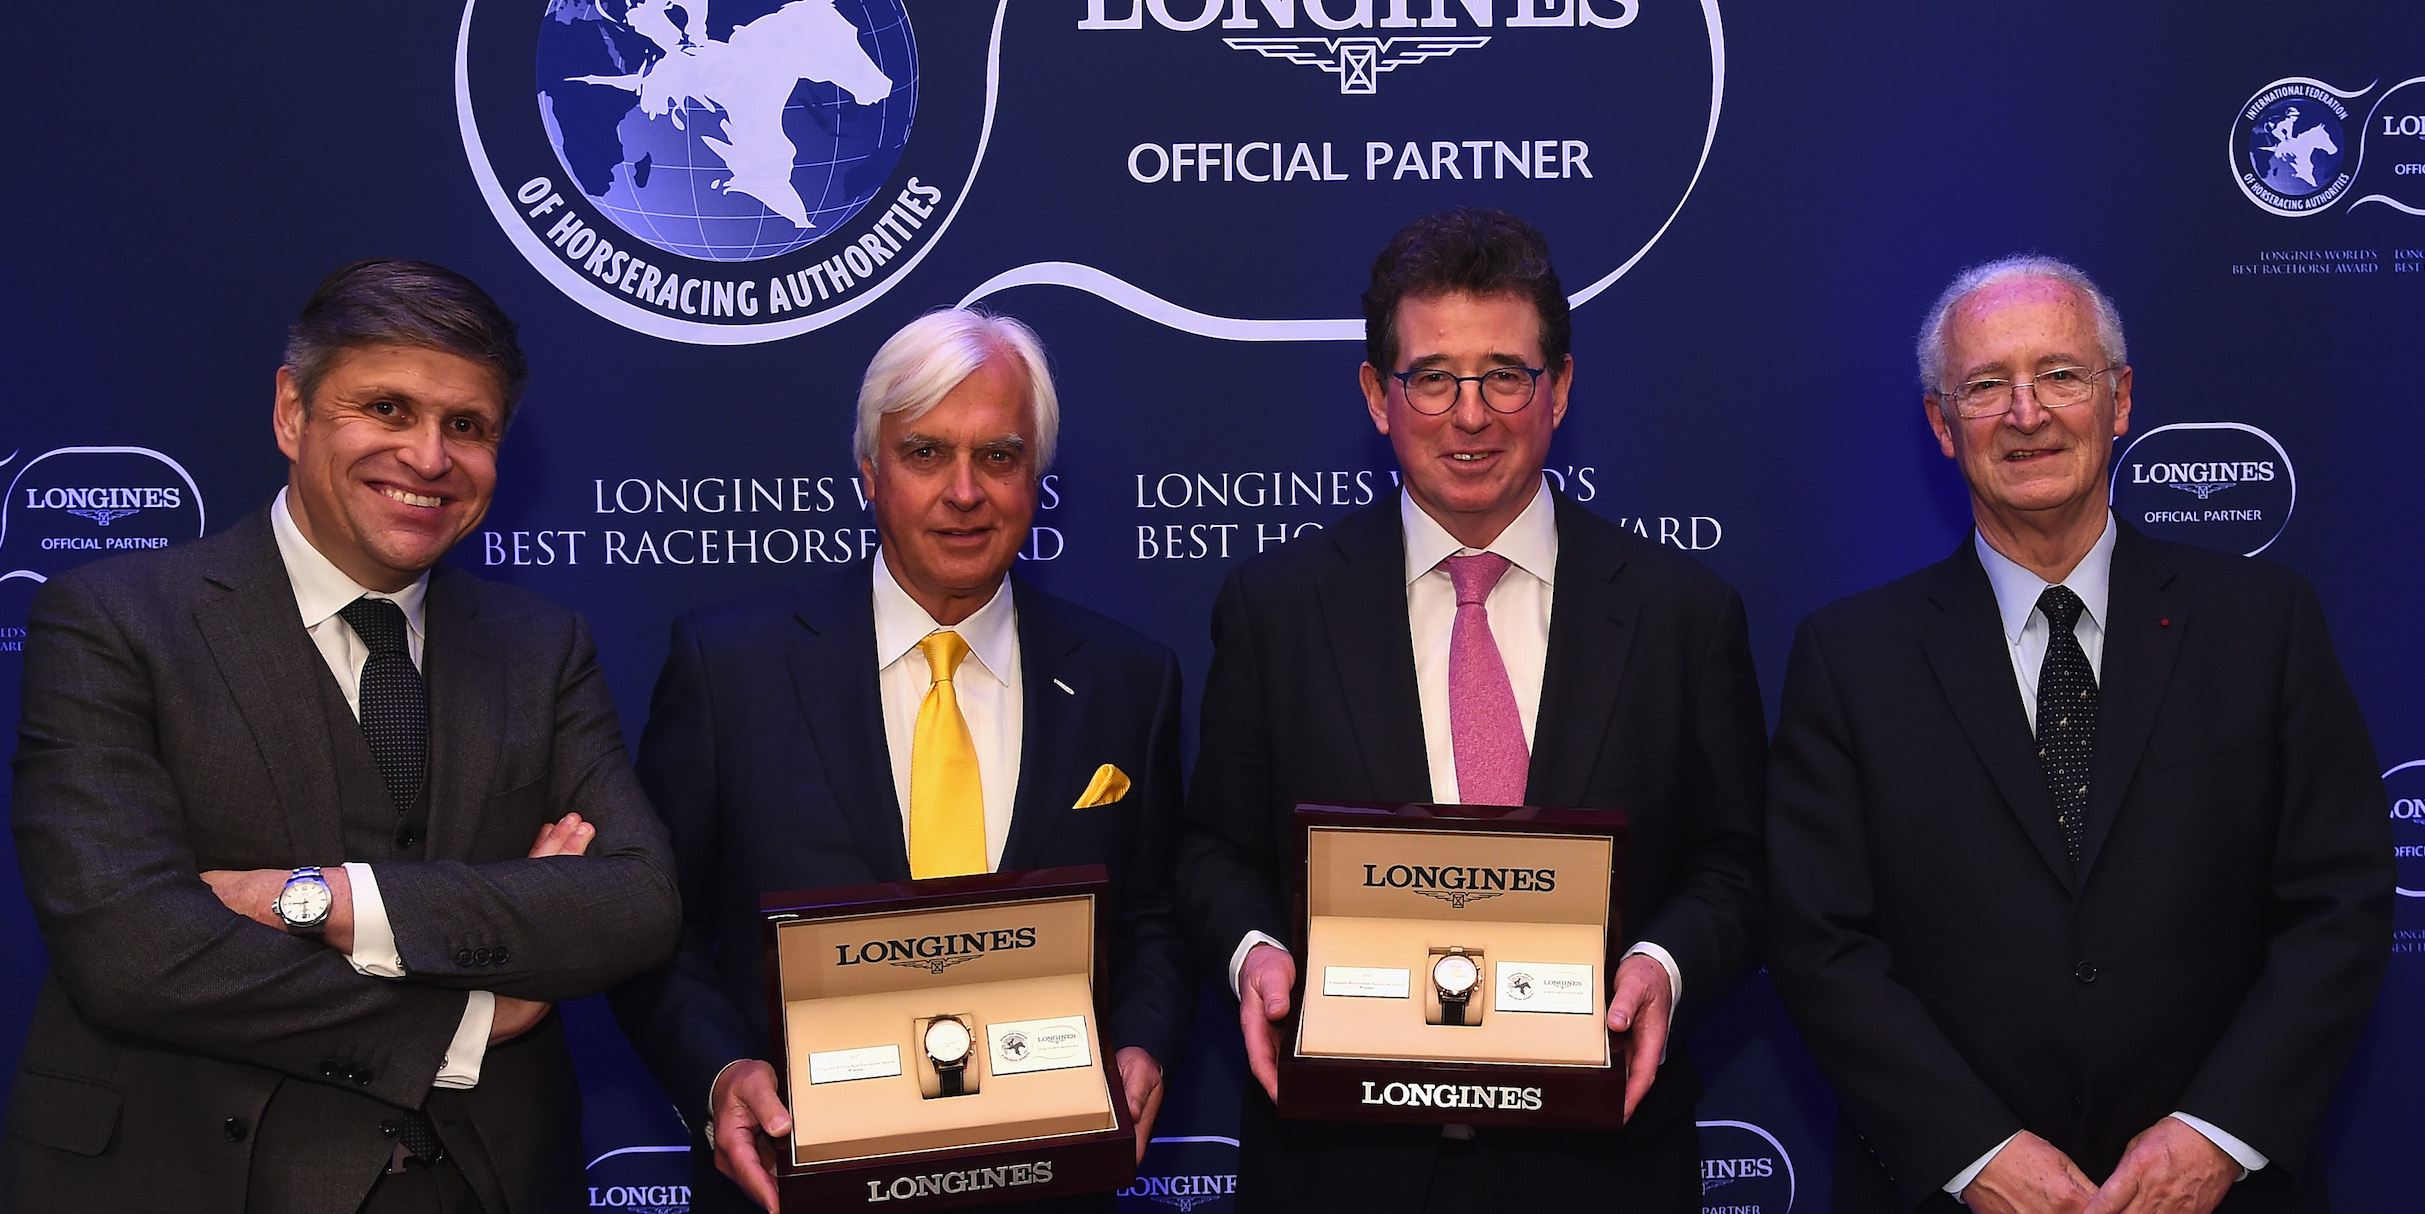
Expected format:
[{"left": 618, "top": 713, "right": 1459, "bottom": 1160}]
[
  {"left": 1766, "top": 524, "right": 2394, "bottom": 1213},
  {"left": 5, "top": 507, "right": 681, "bottom": 1214},
  {"left": 1175, "top": 490, "right": 1769, "bottom": 1208},
  {"left": 607, "top": 565, "right": 1194, "bottom": 1214}
]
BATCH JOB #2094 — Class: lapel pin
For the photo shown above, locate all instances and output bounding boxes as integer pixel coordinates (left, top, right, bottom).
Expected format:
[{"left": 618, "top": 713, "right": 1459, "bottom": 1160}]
[
  {"left": 2158, "top": 617, "right": 2171, "bottom": 627},
  {"left": 1053, "top": 678, "right": 1075, "bottom": 695}
]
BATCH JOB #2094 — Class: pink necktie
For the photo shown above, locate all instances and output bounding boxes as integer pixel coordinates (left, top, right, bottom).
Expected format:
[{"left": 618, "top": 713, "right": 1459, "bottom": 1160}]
[{"left": 1444, "top": 553, "right": 1529, "bottom": 806}]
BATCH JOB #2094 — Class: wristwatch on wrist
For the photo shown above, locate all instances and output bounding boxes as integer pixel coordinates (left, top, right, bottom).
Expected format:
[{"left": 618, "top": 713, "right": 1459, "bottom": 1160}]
[
  {"left": 275, "top": 866, "right": 334, "bottom": 936},
  {"left": 923, "top": 1016, "right": 974, "bottom": 1097},
  {"left": 1432, "top": 947, "right": 1482, "bottom": 1027}
]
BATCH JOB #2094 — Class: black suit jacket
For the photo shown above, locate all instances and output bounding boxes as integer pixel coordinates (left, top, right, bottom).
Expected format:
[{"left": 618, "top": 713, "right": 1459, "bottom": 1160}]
[
  {"left": 6, "top": 506, "right": 681, "bottom": 1214},
  {"left": 1176, "top": 490, "right": 1768, "bottom": 1206},
  {"left": 608, "top": 565, "right": 1193, "bottom": 1213},
  {"left": 1766, "top": 524, "right": 2394, "bottom": 1213}
]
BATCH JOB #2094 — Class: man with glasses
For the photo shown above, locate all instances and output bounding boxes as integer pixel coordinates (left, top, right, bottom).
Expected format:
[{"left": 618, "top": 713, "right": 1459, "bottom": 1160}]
[
  {"left": 1177, "top": 208, "right": 1767, "bottom": 1209},
  {"left": 1767, "top": 256, "right": 2391, "bottom": 1214}
]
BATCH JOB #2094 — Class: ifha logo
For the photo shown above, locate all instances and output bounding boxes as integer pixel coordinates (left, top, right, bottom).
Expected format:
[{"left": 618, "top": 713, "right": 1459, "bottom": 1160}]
[
  {"left": 2233, "top": 79, "right": 2356, "bottom": 215},
  {"left": 1695, "top": 1120, "right": 1795, "bottom": 1214},
  {"left": 1118, "top": 1135, "right": 1238, "bottom": 1214},
  {"left": 1, "top": 447, "right": 209, "bottom": 611},
  {"left": 458, "top": 0, "right": 999, "bottom": 343},
  {"left": 2108, "top": 423, "right": 2295, "bottom": 557},
  {"left": 2383, "top": 761, "right": 2425, "bottom": 960},
  {"left": 584, "top": 1144, "right": 692, "bottom": 1212}
]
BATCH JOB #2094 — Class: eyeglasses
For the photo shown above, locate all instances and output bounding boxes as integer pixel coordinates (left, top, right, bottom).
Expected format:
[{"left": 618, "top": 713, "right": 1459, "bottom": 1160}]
[
  {"left": 1390, "top": 365, "right": 1546, "bottom": 416},
  {"left": 1934, "top": 366, "right": 2122, "bottom": 419}
]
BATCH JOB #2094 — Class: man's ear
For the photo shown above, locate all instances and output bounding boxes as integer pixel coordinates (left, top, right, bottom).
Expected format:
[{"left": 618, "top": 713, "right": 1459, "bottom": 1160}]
[
  {"left": 1360, "top": 363, "right": 1391, "bottom": 435},
  {"left": 273, "top": 367, "right": 308, "bottom": 462}
]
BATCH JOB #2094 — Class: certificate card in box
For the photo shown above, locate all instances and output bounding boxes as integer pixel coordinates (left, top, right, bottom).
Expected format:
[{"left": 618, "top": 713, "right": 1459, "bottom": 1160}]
[
  {"left": 1278, "top": 802, "right": 1630, "bottom": 1130},
  {"left": 761, "top": 866, "right": 1134, "bottom": 1211}
]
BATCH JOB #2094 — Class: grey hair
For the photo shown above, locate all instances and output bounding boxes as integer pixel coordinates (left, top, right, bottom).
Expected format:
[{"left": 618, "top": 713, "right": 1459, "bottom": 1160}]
[
  {"left": 851, "top": 307, "right": 1059, "bottom": 472},
  {"left": 1915, "top": 255, "right": 2128, "bottom": 391}
]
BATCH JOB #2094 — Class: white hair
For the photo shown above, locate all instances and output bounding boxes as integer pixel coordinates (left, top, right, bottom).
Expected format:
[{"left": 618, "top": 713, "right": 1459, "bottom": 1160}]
[
  {"left": 851, "top": 307, "right": 1059, "bottom": 471},
  {"left": 1916, "top": 255, "right": 2128, "bottom": 390}
]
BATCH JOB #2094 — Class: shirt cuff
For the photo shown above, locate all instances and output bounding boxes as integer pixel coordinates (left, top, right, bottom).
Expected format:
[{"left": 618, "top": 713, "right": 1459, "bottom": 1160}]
[
  {"left": 340, "top": 862, "right": 405, "bottom": 978},
  {"left": 1620, "top": 941, "right": 1683, "bottom": 1011},
  {"left": 706, "top": 1057, "right": 756, "bottom": 1134},
  {"left": 2170, "top": 1112, "right": 2265, "bottom": 1179},
  {"left": 1228, "top": 931, "right": 1289, "bottom": 1000},
  {"left": 432, "top": 992, "right": 495, "bottom": 1090},
  {"left": 1947, "top": 1131, "right": 2022, "bottom": 1195}
]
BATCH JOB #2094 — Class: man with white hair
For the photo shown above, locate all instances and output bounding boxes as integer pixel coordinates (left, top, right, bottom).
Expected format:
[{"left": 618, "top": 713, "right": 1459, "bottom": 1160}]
[
  {"left": 610, "top": 308, "right": 1191, "bottom": 1213},
  {"left": 1766, "top": 256, "right": 2391, "bottom": 1214}
]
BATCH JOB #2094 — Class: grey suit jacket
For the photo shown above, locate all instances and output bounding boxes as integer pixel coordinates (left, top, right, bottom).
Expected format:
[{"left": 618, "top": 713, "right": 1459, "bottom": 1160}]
[{"left": 6, "top": 506, "right": 680, "bottom": 1214}]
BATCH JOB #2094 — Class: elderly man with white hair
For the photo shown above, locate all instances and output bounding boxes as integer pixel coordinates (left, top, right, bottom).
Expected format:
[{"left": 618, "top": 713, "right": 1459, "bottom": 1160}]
[
  {"left": 610, "top": 308, "right": 1192, "bottom": 1214},
  {"left": 1766, "top": 257, "right": 2391, "bottom": 1214}
]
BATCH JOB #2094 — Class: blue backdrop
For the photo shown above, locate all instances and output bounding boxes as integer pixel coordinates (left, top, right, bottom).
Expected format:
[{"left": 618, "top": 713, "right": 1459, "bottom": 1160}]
[{"left": 5, "top": 3, "right": 2421, "bottom": 1211}]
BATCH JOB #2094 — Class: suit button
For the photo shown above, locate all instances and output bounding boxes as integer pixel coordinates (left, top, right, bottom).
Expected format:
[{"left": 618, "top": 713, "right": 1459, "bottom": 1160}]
[
  {"left": 490, "top": 946, "right": 510, "bottom": 966},
  {"left": 395, "top": 826, "right": 418, "bottom": 850},
  {"left": 352, "top": 1068, "right": 374, "bottom": 1086},
  {"left": 381, "top": 1120, "right": 400, "bottom": 1138},
  {"left": 2074, "top": 961, "right": 2098, "bottom": 983},
  {"left": 223, "top": 1117, "right": 248, "bottom": 1142},
  {"left": 456, "top": 948, "right": 475, "bottom": 966},
  {"left": 319, "top": 1061, "right": 338, "bottom": 1078},
  {"left": 473, "top": 947, "right": 492, "bottom": 966}
]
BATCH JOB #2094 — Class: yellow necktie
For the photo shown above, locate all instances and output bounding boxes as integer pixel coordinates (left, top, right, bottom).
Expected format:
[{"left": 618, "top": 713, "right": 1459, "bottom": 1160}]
[{"left": 909, "top": 630, "right": 986, "bottom": 878}]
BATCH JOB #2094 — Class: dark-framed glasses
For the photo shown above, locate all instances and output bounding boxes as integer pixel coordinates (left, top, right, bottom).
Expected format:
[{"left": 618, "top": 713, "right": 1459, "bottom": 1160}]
[
  {"left": 1936, "top": 365, "right": 2122, "bottom": 419},
  {"left": 1390, "top": 365, "right": 1546, "bottom": 415}
]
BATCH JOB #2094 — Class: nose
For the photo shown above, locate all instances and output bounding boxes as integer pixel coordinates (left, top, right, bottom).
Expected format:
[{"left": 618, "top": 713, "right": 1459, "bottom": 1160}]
[
  {"left": 942, "top": 452, "right": 984, "bottom": 508},
  {"left": 2001, "top": 382, "right": 2052, "bottom": 429},
  {"left": 395, "top": 418, "right": 453, "bottom": 478},
  {"left": 1448, "top": 380, "right": 1494, "bottom": 432}
]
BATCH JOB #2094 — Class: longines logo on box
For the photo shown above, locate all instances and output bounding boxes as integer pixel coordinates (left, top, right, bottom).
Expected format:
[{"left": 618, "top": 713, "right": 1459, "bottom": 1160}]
[
  {"left": 863, "top": 1159, "right": 1054, "bottom": 1203},
  {"left": 1358, "top": 1080, "right": 1542, "bottom": 1111},
  {"left": 1361, "top": 863, "right": 1555, "bottom": 908},
  {"left": 833, "top": 927, "right": 1038, "bottom": 974},
  {"left": 2109, "top": 423, "right": 2296, "bottom": 557}
]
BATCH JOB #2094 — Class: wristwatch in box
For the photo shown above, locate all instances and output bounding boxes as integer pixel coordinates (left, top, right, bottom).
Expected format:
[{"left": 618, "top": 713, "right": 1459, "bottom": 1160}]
[
  {"left": 1431, "top": 947, "right": 1482, "bottom": 1026},
  {"left": 923, "top": 1015, "right": 974, "bottom": 1097}
]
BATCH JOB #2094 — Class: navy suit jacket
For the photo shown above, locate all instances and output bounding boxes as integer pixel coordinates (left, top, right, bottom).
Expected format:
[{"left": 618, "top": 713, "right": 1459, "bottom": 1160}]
[
  {"left": 1766, "top": 525, "right": 2394, "bottom": 1213},
  {"left": 1175, "top": 490, "right": 1768, "bottom": 1206},
  {"left": 609, "top": 565, "right": 1193, "bottom": 1206}
]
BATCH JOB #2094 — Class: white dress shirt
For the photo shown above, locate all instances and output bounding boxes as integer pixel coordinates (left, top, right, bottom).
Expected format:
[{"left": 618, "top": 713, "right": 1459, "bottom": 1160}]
[
  {"left": 1230, "top": 481, "right": 1683, "bottom": 1019},
  {"left": 872, "top": 550, "right": 1023, "bottom": 872},
  {"left": 1947, "top": 513, "right": 2264, "bottom": 1194},
  {"left": 271, "top": 489, "right": 493, "bottom": 1088}
]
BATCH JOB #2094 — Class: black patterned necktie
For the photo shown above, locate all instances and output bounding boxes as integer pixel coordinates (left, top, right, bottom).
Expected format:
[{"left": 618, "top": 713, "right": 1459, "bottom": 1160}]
[
  {"left": 2034, "top": 586, "right": 2098, "bottom": 863},
  {"left": 338, "top": 597, "right": 428, "bottom": 817}
]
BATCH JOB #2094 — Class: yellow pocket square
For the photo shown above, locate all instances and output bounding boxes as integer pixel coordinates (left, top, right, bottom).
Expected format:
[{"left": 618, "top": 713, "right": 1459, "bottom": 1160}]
[{"left": 1073, "top": 764, "right": 1131, "bottom": 809}]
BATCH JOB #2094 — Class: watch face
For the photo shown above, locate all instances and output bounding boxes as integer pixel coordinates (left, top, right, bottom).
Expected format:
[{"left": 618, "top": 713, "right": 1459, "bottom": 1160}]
[
  {"left": 278, "top": 877, "right": 332, "bottom": 925},
  {"left": 1433, "top": 954, "right": 1478, "bottom": 996},
  {"left": 924, "top": 1018, "right": 971, "bottom": 1064}
]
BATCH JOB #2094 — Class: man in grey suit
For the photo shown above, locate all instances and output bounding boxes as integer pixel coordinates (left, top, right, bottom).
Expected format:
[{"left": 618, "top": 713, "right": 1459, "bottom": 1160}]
[{"left": 6, "top": 259, "right": 681, "bottom": 1213}]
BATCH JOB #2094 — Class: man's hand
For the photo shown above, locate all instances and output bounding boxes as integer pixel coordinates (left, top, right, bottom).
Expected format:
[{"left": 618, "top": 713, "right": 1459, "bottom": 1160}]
[
  {"left": 2081, "top": 1117, "right": 2236, "bottom": 1214},
  {"left": 711, "top": 1059, "right": 794, "bottom": 1213},
  {"left": 1236, "top": 943, "right": 1297, "bottom": 1104},
  {"left": 201, "top": 864, "right": 357, "bottom": 953},
  {"left": 1604, "top": 952, "right": 1673, "bottom": 1122},
  {"left": 1961, "top": 1132, "right": 2098, "bottom": 1214},
  {"left": 1116, "top": 1047, "right": 1166, "bottom": 1163},
  {"left": 489, "top": 995, "right": 553, "bottom": 1044},
  {"left": 526, "top": 812, "right": 595, "bottom": 858}
]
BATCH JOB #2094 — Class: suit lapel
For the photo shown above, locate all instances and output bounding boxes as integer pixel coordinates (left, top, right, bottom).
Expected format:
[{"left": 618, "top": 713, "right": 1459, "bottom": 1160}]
[
  {"left": 2077, "top": 527, "right": 2185, "bottom": 876},
  {"left": 1527, "top": 494, "right": 1638, "bottom": 808},
  {"left": 1001, "top": 580, "right": 1084, "bottom": 870},
  {"left": 1313, "top": 503, "right": 1431, "bottom": 802},
  {"left": 1918, "top": 544, "right": 2078, "bottom": 889},
  {"left": 421, "top": 565, "right": 505, "bottom": 858},
  {"left": 189, "top": 510, "right": 345, "bottom": 862},
  {"left": 787, "top": 575, "right": 911, "bottom": 881}
]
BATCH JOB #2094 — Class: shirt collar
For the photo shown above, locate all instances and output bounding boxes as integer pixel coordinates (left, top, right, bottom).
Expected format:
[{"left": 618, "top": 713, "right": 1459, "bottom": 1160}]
[
  {"left": 270, "top": 487, "right": 429, "bottom": 640},
  {"left": 1974, "top": 512, "right": 2118, "bottom": 644},
  {"left": 1401, "top": 477, "right": 1558, "bottom": 587},
  {"left": 871, "top": 549, "right": 1018, "bottom": 686}
]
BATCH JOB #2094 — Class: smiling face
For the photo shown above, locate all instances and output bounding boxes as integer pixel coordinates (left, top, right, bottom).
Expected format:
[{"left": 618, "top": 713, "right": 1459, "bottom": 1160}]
[
  {"left": 1924, "top": 277, "right": 2132, "bottom": 549},
  {"left": 274, "top": 343, "right": 506, "bottom": 592},
  {"left": 861, "top": 354, "right": 1038, "bottom": 625},
  {"left": 1362, "top": 290, "right": 1571, "bottom": 549}
]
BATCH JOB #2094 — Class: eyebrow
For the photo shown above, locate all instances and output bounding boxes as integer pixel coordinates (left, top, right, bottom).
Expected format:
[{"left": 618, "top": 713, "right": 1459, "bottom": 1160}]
[
  {"left": 1959, "top": 353, "right": 2092, "bottom": 378},
  {"left": 896, "top": 431, "right": 1029, "bottom": 453},
  {"left": 1404, "top": 351, "right": 1533, "bottom": 370}
]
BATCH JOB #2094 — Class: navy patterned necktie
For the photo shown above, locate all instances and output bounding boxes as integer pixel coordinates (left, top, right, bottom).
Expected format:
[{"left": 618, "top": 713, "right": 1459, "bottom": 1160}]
[
  {"left": 337, "top": 597, "right": 428, "bottom": 816},
  {"left": 2034, "top": 585, "right": 2097, "bottom": 863}
]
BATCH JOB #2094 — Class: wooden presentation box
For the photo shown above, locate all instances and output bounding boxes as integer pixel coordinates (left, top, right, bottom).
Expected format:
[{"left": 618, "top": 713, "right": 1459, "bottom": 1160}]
[
  {"left": 1277, "top": 802, "right": 1630, "bottom": 1130},
  {"left": 761, "top": 866, "right": 1134, "bottom": 1211}
]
